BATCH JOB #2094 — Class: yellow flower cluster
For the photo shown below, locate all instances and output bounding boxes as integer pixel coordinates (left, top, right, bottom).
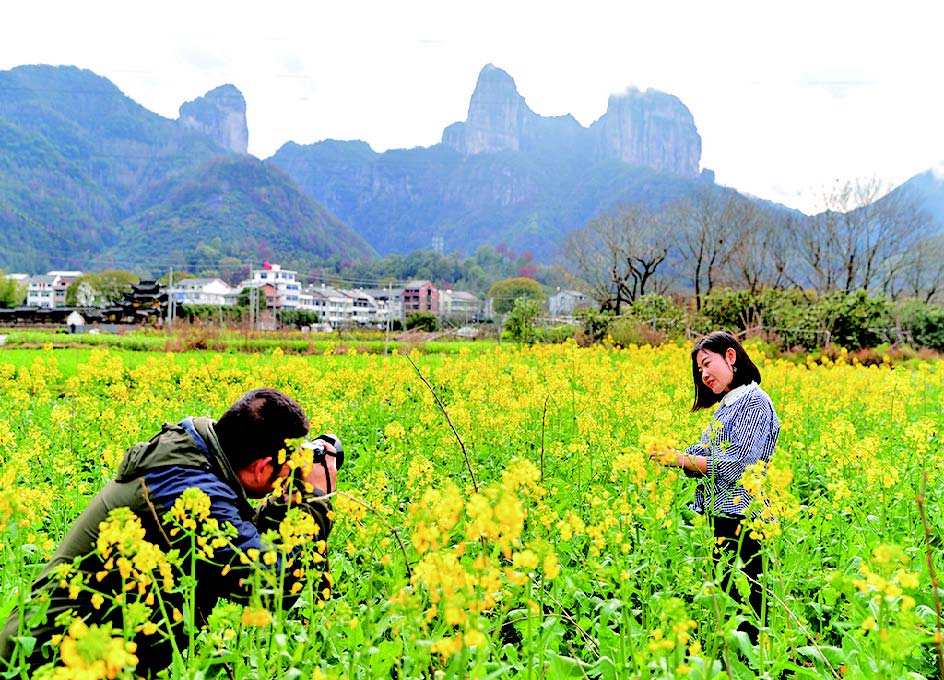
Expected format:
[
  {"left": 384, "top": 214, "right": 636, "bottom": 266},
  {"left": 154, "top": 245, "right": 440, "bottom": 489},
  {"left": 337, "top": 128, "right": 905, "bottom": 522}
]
[
  {"left": 45, "top": 619, "right": 138, "bottom": 680},
  {"left": 95, "top": 508, "right": 175, "bottom": 596},
  {"left": 167, "top": 487, "right": 233, "bottom": 559},
  {"left": 851, "top": 543, "right": 920, "bottom": 612},
  {"left": 0, "top": 488, "right": 54, "bottom": 549},
  {"left": 741, "top": 459, "right": 799, "bottom": 539},
  {"left": 408, "top": 480, "right": 464, "bottom": 554},
  {"left": 278, "top": 507, "right": 323, "bottom": 550},
  {"left": 400, "top": 458, "right": 563, "bottom": 659},
  {"left": 647, "top": 596, "right": 697, "bottom": 655},
  {"left": 241, "top": 606, "right": 274, "bottom": 627}
]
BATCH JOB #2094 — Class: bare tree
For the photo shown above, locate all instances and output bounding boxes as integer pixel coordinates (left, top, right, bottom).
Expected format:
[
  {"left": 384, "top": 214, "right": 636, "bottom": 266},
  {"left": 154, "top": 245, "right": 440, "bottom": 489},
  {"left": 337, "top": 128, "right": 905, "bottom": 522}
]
[
  {"left": 670, "top": 187, "right": 746, "bottom": 309},
  {"left": 790, "top": 207, "right": 844, "bottom": 291},
  {"left": 624, "top": 209, "right": 672, "bottom": 300},
  {"left": 562, "top": 213, "right": 624, "bottom": 311},
  {"left": 793, "top": 177, "right": 932, "bottom": 293},
  {"left": 769, "top": 212, "right": 805, "bottom": 289},
  {"left": 561, "top": 205, "right": 671, "bottom": 313},
  {"left": 722, "top": 199, "right": 796, "bottom": 294},
  {"left": 565, "top": 178, "right": 936, "bottom": 311},
  {"left": 889, "top": 234, "right": 944, "bottom": 302}
]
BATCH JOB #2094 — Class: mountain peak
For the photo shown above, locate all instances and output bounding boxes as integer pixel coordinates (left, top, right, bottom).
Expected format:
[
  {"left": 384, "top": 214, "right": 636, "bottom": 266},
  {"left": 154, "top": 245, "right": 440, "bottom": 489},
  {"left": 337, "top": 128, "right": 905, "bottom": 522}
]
[
  {"left": 442, "top": 64, "right": 536, "bottom": 154},
  {"left": 476, "top": 63, "right": 517, "bottom": 87},
  {"left": 591, "top": 86, "right": 702, "bottom": 178},
  {"left": 178, "top": 84, "right": 248, "bottom": 154},
  {"left": 442, "top": 64, "right": 701, "bottom": 177}
]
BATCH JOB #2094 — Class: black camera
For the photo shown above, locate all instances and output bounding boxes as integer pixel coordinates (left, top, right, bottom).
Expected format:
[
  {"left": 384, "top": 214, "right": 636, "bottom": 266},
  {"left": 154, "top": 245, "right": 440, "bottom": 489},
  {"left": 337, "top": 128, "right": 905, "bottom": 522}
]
[{"left": 302, "top": 433, "right": 344, "bottom": 470}]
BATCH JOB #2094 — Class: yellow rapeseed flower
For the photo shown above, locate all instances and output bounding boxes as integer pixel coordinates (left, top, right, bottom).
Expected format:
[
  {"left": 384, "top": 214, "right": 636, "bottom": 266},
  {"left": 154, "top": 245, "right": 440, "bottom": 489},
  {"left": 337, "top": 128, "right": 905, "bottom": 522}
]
[{"left": 50, "top": 619, "right": 138, "bottom": 680}]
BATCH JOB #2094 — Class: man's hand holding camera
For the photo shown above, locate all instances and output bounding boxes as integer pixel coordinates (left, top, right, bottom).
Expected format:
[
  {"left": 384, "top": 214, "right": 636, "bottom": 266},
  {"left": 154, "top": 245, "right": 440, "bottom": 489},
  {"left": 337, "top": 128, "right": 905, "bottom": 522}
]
[{"left": 300, "top": 433, "right": 342, "bottom": 495}]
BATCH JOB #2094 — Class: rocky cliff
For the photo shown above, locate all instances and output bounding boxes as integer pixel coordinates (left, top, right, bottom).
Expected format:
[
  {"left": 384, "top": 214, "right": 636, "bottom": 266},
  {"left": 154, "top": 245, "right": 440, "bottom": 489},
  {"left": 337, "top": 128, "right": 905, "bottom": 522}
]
[
  {"left": 442, "top": 65, "right": 534, "bottom": 153},
  {"left": 178, "top": 84, "right": 249, "bottom": 154},
  {"left": 442, "top": 64, "right": 701, "bottom": 178},
  {"left": 270, "top": 63, "right": 712, "bottom": 258},
  {"left": 270, "top": 140, "right": 704, "bottom": 259},
  {"left": 590, "top": 88, "right": 701, "bottom": 178}
]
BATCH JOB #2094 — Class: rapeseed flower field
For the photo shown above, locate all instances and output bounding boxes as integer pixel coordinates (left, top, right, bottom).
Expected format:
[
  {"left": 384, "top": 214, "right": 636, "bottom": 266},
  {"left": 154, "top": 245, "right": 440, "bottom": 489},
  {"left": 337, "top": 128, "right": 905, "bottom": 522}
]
[{"left": 0, "top": 342, "right": 940, "bottom": 679}]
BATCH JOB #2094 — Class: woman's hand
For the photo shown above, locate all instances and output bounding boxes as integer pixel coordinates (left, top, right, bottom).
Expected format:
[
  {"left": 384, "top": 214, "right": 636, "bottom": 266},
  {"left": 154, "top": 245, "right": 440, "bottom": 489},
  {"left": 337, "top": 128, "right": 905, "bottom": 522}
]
[
  {"left": 650, "top": 449, "right": 708, "bottom": 475},
  {"left": 649, "top": 449, "right": 679, "bottom": 467}
]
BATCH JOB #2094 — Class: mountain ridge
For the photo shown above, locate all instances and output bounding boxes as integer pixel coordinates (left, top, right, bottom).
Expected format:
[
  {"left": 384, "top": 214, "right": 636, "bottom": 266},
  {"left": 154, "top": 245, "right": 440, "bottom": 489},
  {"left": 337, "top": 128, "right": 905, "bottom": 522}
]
[
  {"left": 0, "top": 64, "right": 373, "bottom": 274},
  {"left": 268, "top": 64, "right": 712, "bottom": 258},
  {"left": 1, "top": 62, "right": 939, "bottom": 278}
]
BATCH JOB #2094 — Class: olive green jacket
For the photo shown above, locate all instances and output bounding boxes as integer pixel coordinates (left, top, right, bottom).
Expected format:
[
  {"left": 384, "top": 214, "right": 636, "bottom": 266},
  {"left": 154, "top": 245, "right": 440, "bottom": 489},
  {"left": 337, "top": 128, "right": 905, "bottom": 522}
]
[{"left": 0, "top": 417, "right": 332, "bottom": 677}]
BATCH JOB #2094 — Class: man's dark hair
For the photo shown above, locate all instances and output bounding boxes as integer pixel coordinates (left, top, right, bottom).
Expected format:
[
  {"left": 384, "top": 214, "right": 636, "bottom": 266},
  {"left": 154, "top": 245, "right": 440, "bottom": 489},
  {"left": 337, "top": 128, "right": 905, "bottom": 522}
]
[
  {"left": 690, "top": 331, "right": 762, "bottom": 411},
  {"left": 216, "top": 388, "right": 309, "bottom": 470}
]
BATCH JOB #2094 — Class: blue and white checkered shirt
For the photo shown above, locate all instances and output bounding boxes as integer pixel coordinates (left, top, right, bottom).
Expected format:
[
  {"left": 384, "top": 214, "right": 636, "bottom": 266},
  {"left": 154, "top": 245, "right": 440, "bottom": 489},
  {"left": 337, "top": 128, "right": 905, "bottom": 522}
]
[{"left": 684, "top": 382, "right": 780, "bottom": 517}]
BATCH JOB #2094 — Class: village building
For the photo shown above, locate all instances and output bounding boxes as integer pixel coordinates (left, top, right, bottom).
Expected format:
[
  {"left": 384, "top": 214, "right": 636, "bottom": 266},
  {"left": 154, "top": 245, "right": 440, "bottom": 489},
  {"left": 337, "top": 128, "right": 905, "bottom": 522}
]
[
  {"left": 26, "top": 271, "right": 83, "bottom": 309},
  {"left": 549, "top": 289, "right": 591, "bottom": 319},
  {"left": 402, "top": 280, "right": 438, "bottom": 316},
  {"left": 343, "top": 289, "right": 379, "bottom": 326},
  {"left": 170, "top": 278, "right": 237, "bottom": 307},
  {"left": 439, "top": 289, "right": 482, "bottom": 322},
  {"left": 361, "top": 287, "right": 404, "bottom": 322},
  {"left": 26, "top": 275, "right": 56, "bottom": 308},
  {"left": 246, "top": 262, "right": 300, "bottom": 310},
  {"left": 302, "top": 284, "right": 352, "bottom": 326}
]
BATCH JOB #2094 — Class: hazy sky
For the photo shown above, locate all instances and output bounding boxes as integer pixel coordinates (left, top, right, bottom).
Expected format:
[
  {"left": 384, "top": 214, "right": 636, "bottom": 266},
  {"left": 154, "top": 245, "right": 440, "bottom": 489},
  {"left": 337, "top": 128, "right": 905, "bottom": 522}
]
[{"left": 2, "top": 1, "right": 942, "bottom": 213}]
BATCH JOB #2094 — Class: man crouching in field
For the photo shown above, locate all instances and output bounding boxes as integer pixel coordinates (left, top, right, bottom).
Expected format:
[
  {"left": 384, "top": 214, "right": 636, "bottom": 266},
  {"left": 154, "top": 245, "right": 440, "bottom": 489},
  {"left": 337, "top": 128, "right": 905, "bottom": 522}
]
[{"left": 0, "top": 387, "right": 339, "bottom": 678}]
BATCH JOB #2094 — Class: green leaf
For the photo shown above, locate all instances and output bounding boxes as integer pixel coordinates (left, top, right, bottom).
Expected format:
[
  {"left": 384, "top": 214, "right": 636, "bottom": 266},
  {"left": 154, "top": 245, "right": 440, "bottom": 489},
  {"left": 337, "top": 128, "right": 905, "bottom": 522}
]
[
  {"left": 586, "top": 655, "right": 619, "bottom": 680},
  {"left": 370, "top": 639, "right": 403, "bottom": 674},
  {"left": 796, "top": 644, "right": 846, "bottom": 667},
  {"left": 595, "top": 598, "right": 623, "bottom": 628},
  {"left": 728, "top": 628, "right": 756, "bottom": 664},
  {"left": 545, "top": 650, "right": 587, "bottom": 678},
  {"left": 14, "top": 635, "right": 36, "bottom": 657},
  {"left": 475, "top": 663, "right": 516, "bottom": 680},
  {"left": 538, "top": 615, "right": 565, "bottom": 652}
]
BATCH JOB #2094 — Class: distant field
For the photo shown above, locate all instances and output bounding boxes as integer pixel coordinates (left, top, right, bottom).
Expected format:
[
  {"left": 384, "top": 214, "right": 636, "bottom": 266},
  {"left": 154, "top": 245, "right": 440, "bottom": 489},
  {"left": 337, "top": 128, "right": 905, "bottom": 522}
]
[{"left": 0, "top": 327, "right": 497, "bottom": 357}]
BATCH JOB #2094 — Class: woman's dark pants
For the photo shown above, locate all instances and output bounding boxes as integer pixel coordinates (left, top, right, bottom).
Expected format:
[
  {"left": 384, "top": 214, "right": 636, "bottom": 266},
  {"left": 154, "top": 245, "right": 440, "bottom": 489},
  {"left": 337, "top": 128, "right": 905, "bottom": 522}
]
[{"left": 712, "top": 515, "right": 763, "bottom": 644}]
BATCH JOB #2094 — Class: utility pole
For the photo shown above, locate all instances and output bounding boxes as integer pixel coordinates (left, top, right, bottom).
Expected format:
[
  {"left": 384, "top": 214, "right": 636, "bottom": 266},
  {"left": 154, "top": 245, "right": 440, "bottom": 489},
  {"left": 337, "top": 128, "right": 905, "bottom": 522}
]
[
  {"left": 167, "top": 268, "right": 174, "bottom": 327},
  {"left": 384, "top": 281, "right": 391, "bottom": 356},
  {"left": 248, "top": 263, "right": 256, "bottom": 332},
  {"left": 251, "top": 284, "right": 257, "bottom": 332}
]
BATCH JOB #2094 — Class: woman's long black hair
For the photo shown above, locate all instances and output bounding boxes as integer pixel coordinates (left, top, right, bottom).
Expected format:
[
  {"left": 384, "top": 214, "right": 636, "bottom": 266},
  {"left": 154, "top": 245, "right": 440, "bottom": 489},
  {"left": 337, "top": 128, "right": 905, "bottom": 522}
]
[{"left": 691, "top": 331, "right": 762, "bottom": 411}]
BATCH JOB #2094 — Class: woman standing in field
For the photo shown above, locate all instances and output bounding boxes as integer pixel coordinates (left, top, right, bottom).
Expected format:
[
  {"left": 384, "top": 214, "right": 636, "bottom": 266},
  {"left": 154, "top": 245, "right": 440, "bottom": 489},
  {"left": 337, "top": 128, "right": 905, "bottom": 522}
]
[{"left": 651, "top": 331, "right": 780, "bottom": 644}]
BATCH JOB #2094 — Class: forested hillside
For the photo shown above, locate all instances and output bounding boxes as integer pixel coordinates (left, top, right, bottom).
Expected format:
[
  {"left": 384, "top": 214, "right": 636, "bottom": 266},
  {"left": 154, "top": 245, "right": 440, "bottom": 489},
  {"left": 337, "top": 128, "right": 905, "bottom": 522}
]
[{"left": 0, "top": 65, "right": 372, "bottom": 274}]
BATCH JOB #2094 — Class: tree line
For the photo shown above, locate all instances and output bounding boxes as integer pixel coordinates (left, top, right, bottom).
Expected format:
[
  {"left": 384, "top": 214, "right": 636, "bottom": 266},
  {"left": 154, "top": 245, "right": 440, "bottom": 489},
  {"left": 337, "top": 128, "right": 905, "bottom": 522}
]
[{"left": 562, "top": 179, "right": 942, "bottom": 313}]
